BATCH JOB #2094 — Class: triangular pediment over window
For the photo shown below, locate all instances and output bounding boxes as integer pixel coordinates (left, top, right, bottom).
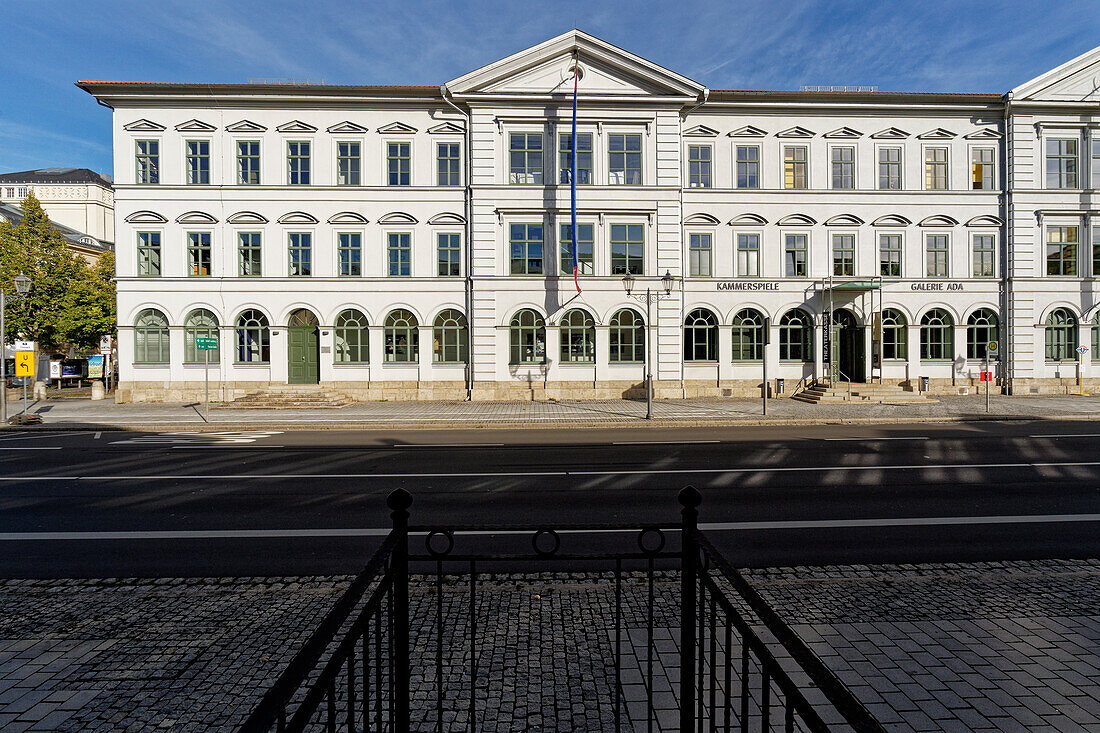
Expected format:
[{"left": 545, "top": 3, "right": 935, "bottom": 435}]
[
  {"left": 276, "top": 120, "right": 318, "bottom": 133},
  {"left": 964, "top": 128, "right": 1003, "bottom": 140},
  {"left": 327, "top": 121, "right": 369, "bottom": 134},
  {"left": 175, "top": 119, "right": 217, "bottom": 132},
  {"left": 377, "top": 121, "right": 418, "bottom": 134},
  {"left": 226, "top": 120, "right": 267, "bottom": 133},
  {"left": 823, "top": 126, "right": 862, "bottom": 139},
  {"left": 123, "top": 119, "right": 165, "bottom": 132},
  {"left": 1013, "top": 45, "right": 1100, "bottom": 102},
  {"left": 776, "top": 126, "right": 814, "bottom": 138},
  {"left": 728, "top": 125, "right": 767, "bottom": 138},
  {"left": 683, "top": 125, "right": 719, "bottom": 137},
  {"left": 917, "top": 128, "right": 956, "bottom": 140},
  {"left": 444, "top": 29, "right": 704, "bottom": 98},
  {"left": 871, "top": 127, "right": 909, "bottom": 139},
  {"left": 428, "top": 121, "right": 465, "bottom": 134}
]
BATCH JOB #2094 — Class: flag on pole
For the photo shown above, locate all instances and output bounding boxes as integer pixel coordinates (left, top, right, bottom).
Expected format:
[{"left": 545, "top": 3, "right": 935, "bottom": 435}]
[{"left": 570, "top": 58, "right": 581, "bottom": 294}]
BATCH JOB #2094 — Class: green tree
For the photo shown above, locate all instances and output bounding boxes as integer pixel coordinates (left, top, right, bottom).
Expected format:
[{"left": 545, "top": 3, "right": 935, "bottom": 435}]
[{"left": 62, "top": 252, "right": 116, "bottom": 351}]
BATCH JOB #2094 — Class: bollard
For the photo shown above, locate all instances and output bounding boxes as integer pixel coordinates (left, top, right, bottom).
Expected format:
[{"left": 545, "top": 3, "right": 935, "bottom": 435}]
[
  {"left": 91, "top": 381, "right": 106, "bottom": 401},
  {"left": 33, "top": 381, "right": 47, "bottom": 401}
]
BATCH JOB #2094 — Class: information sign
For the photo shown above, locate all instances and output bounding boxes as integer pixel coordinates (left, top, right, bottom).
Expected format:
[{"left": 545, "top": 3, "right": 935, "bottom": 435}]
[
  {"left": 987, "top": 340, "right": 999, "bottom": 355},
  {"left": 196, "top": 337, "right": 218, "bottom": 351},
  {"left": 99, "top": 335, "right": 112, "bottom": 355}
]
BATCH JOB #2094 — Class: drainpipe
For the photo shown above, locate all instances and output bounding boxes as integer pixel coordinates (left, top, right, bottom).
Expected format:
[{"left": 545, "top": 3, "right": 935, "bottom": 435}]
[
  {"left": 1002, "top": 92, "right": 1013, "bottom": 394},
  {"left": 442, "top": 84, "right": 474, "bottom": 400}
]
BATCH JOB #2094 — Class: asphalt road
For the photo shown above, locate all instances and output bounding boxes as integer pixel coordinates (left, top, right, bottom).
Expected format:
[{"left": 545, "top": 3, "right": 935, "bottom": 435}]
[{"left": 2, "top": 420, "right": 1099, "bottom": 577}]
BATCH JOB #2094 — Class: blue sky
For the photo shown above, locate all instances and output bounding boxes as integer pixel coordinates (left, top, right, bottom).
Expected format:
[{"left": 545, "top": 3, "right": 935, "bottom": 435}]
[{"left": 2, "top": 0, "right": 1097, "bottom": 176}]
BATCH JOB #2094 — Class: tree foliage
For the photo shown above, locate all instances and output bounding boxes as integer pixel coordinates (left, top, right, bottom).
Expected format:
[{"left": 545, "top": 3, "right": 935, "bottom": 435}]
[{"left": 0, "top": 192, "right": 116, "bottom": 351}]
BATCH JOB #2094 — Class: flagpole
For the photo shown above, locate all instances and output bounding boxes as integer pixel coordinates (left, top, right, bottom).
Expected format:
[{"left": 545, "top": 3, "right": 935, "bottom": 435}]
[{"left": 571, "top": 56, "right": 580, "bottom": 294}]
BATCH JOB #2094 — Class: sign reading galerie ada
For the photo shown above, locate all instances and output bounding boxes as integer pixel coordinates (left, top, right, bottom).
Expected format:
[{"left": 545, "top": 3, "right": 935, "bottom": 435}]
[
  {"left": 716, "top": 282, "right": 780, "bottom": 291},
  {"left": 910, "top": 283, "right": 965, "bottom": 291}
]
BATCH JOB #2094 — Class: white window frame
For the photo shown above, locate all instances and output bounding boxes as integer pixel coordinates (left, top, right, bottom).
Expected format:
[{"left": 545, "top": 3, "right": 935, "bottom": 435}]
[
  {"left": 735, "top": 144, "right": 761, "bottom": 190},
  {"left": 335, "top": 229, "right": 366, "bottom": 277},
  {"left": 828, "top": 144, "right": 856, "bottom": 190},
  {"left": 1044, "top": 135, "right": 1080, "bottom": 190},
  {"left": 878, "top": 231, "right": 904, "bottom": 278},
  {"left": 687, "top": 229, "right": 714, "bottom": 277},
  {"left": 383, "top": 140, "right": 413, "bottom": 187},
  {"left": 436, "top": 140, "right": 463, "bottom": 187},
  {"left": 606, "top": 128, "right": 645, "bottom": 186},
  {"left": 184, "top": 138, "right": 212, "bottom": 186},
  {"left": 875, "top": 144, "right": 903, "bottom": 191},
  {"left": 782, "top": 230, "right": 810, "bottom": 278},
  {"left": 782, "top": 145, "right": 809, "bottom": 190},
  {"left": 234, "top": 139, "right": 261, "bottom": 185},
  {"left": 922, "top": 144, "right": 950, "bottom": 191},
  {"left": 831, "top": 231, "right": 857, "bottom": 277},
  {"left": 924, "top": 231, "right": 950, "bottom": 278},
  {"left": 968, "top": 144, "right": 996, "bottom": 191},
  {"left": 506, "top": 129, "right": 546, "bottom": 185},
  {"left": 736, "top": 231, "right": 761, "bottom": 277},
  {"left": 134, "top": 138, "right": 161, "bottom": 185},
  {"left": 971, "top": 231, "right": 997, "bottom": 278},
  {"left": 435, "top": 229, "right": 463, "bottom": 277},
  {"left": 286, "top": 139, "right": 313, "bottom": 186},
  {"left": 335, "top": 139, "right": 364, "bottom": 187}
]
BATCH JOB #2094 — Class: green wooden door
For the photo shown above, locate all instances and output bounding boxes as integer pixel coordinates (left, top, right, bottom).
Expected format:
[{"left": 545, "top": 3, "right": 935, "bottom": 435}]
[{"left": 287, "top": 326, "right": 319, "bottom": 384}]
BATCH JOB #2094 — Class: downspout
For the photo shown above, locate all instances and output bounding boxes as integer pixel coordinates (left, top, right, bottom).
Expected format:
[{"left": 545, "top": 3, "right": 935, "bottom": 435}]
[
  {"left": 441, "top": 84, "right": 474, "bottom": 399},
  {"left": 1003, "top": 92, "right": 1013, "bottom": 394},
  {"left": 678, "top": 89, "right": 709, "bottom": 398}
]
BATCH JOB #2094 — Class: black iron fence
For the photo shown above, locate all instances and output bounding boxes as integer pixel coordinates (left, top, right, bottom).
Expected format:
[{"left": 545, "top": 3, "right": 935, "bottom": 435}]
[{"left": 240, "top": 488, "right": 886, "bottom": 732}]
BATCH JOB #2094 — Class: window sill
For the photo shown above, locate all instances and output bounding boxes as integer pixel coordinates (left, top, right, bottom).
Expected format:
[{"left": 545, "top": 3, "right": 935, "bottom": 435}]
[
  {"left": 333, "top": 362, "right": 369, "bottom": 367},
  {"left": 133, "top": 362, "right": 169, "bottom": 367},
  {"left": 559, "top": 361, "right": 596, "bottom": 366},
  {"left": 233, "top": 362, "right": 270, "bottom": 366}
]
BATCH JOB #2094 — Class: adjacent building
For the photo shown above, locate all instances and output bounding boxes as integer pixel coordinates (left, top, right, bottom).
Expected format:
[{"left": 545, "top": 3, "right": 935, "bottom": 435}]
[
  {"left": 77, "top": 31, "right": 1100, "bottom": 403},
  {"left": 0, "top": 168, "right": 114, "bottom": 247}
]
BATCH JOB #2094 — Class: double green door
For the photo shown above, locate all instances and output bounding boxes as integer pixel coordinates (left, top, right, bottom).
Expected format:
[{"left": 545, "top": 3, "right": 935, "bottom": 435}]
[{"left": 288, "top": 326, "right": 320, "bottom": 384}]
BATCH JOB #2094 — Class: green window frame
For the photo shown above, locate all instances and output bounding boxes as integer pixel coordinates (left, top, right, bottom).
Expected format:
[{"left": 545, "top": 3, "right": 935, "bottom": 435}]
[
  {"left": 784, "top": 234, "right": 807, "bottom": 277},
  {"left": 237, "top": 141, "right": 260, "bottom": 184},
  {"left": 437, "top": 143, "right": 460, "bottom": 186},
  {"left": 878, "top": 147, "right": 901, "bottom": 190},
  {"left": 731, "top": 308, "right": 764, "bottom": 361},
  {"left": 186, "top": 140, "right": 210, "bottom": 185},
  {"left": 509, "top": 132, "right": 543, "bottom": 184},
  {"left": 134, "top": 309, "right": 170, "bottom": 364},
  {"left": 779, "top": 309, "right": 812, "bottom": 362},
  {"left": 287, "top": 141, "right": 310, "bottom": 185},
  {"left": 387, "top": 142, "right": 411, "bottom": 186},
  {"left": 830, "top": 146, "right": 855, "bottom": 189},
  {"left": 509, "top": 223, "right": 544, "bottom": 275},
  {"left": 338, "top": 232, "right": 362, "bottom": 276},
  {"left": 238, "top": 232, "right": 261, "bottom": 277},
  {"left": 881, "top": 309, "right": 907, "bottom": 360},
  {"left": 919, "top": 308, "right": 954, "bottom": 361},
  {"left": 433, "top": 309, "right": 468, "bottom": 364},
  {"left": 966, "top": 309, "right": 998, "bottom": 360},
  {"left": 559, "top": 223, "right": 594, "bottom": 276},
  {"left": 610, "top": 223, "right": 644, "bottom": 275},
  {"left": 832, "top": 234, "right": 855, "bottom": 276},
  {"left": 388, "top": 232, "right": 411, "bottom": 277},
  {"left": 437, "top": 233, "right": 460, "bottom": 277},
  {"left": 509, "top": 309, "right": 546, "bottom": 364},
  {"left": 783, "top": 146, "right": 807, "bottom": 189},
  {"left": 184, "top": 308, "right": 219, "bottom": 364},
  {"left": 135, "top": 140, "right": 159, "bottom": 184},
  {"left": 235, "top": 309, "right": 270, "bottom": 364},
  {"left": 186, "top": 232, "right": 212, "bottom": 277},
  {"left": 1045, "top": 308, "right": 1078, "bottom": 361},
  {"left": 924, "top": 147, "right": 948, "bottom": 190},
  {"left": 971, "top": 147, "right": 995, "bottom": 190},
  {"left": 559, "top": 309, "right": 595, "bottom": 363},
  {"left": 384, "top": 309, "right": 418, "bottom": 363},
  {"left": 288, "top": 232, "right": 311, "bottom": 276},
  {"left": 334, "top": 309, "right": 369, "bottom": 363},
  {"left": 684, "top": 308, "right": 718, "bottom": 362},
  {"left": 688, "top": 233, "right": 712, "bottom": 277},
  {"left": 972, "top": 234, "right": 995, "bottom": 278},
  {"left": 688, "top": 145, "right": 712, "bottom": 188},
  {"left": 559, "top": 133, "right": 592, "bottom": 185},
  {"left": 137, "top": 231, "right": 161, "bottom": 277},
  {"left": 608, "top": 133, "right": 642, "bottom": 185},
  {"left": 1046, "top": 226, "right": 1078, "bottom": 276},
  {"left": 879, "top": 234, "right": 902, "bottom": 277},
  {"left": 736, "top": 146, "right": 759, "bottom": 189},
  {"left": 737, "top": 233, "right": 759, "bottom": 277},
  {"left": 1046, "top": 138, "right": 1078, "bottom": 189},
  {"left": 336, "top": 142, "right": 361, "bottom": 186},
  {"left": 608, "top": 308, "right": 644, "bottom": 363},
  {"left": 925, "top": 234, "right": 949, "bottom": 277}
]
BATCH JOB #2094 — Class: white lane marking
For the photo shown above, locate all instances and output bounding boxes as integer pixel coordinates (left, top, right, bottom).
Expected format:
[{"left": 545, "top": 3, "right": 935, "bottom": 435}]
[
  {"left": 94, "top": 432, "right": 102, "bottom": 440},
  {"left": 172, "top": 445, "right": 285, "bottom": 449},
  {"left": 0, "top": 447, "right": 62, "bottom": 451},
  {"left": 0, "top": 431, "right": 83, "bottom": 443},
  {"left": 1030, "top": 433, "right": 1100, "bottom": 438},
  {"left": 393, "top": 443, "right": 505, "bottom": 448},
  {"left": 4, "top": 513, "right": 1100, "bottom": 541},
  {"left": 612, "top": 440, "right": 721, "bottom": 445},
  {"left": 0, "top": 459, "right": 1098, "bottom": 481},
  {"left": 822, "top": 436, "right": 930, "bottom": 442},
  {"left": 111, "top": 431, "right": 284, "bottom": 446}
]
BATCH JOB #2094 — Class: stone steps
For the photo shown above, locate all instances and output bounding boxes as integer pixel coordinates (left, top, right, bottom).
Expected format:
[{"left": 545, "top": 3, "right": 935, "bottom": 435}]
[
  {"left": 792, "top": 383, "right": 937, "bottom": 405},
  {"left": 213, "top": 387, "right": 353, "bottom": 409}
]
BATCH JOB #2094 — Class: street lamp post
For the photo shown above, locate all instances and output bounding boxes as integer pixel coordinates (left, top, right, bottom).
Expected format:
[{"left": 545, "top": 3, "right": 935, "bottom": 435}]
[
  {"left": 622, "top": 270, "right": 677, "bottom": 419},
  {"left": 1, "top": 273, "right": 31, "bottom": 425}
]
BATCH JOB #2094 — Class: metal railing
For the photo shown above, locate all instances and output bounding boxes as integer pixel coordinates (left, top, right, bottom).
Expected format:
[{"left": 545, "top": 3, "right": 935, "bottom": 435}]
[{"left": 240, "top": 489, "right": 886, "bottom": 732}]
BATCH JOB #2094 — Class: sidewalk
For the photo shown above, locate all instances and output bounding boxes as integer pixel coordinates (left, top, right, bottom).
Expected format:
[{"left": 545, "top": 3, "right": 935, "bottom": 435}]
[{"left": 6, "top": 393, "right": 1099, "bottom": 430}]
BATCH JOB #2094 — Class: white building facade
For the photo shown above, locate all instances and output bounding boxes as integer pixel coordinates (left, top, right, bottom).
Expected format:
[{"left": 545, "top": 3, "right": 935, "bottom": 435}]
[
  {"left": 79, "top": 31, "right": 1100, "bottom": 402},
  {"left": 0, "top": 168, "right": 114, "bottom": 245}
]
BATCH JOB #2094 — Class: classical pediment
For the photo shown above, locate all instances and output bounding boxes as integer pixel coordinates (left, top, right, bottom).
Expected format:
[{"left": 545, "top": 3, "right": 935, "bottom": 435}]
[
  {"left": 683, "top": 213, "right": 720, "bottom": 225},
  {"left": 728, "top": 213, "right": 767, "bottom": 226},
  {"left": 226, "top": 120, "right": 267, "bottom": 133},
  {"left": 427, "top": 212, "right": 466, "bottom": 225},
  {"left": 823, "top": 126, "right": 862, "bottom": 139},
  {"left": 776, "top": 126, "right": 814, "bottom": 138},
  {"left": 445, "top": 29, "right": 703, "bottom": 98},
  {"left": 327, "top": 121, "right": 369, "bottom": 134},
  {"left": 683, "top": 125, "right": 719, "bottom": 137},
  {"left": 124, "top": 210, "right": 167, "bottom": 223},
  {"left": 377, "top": 121, "right": 418, "bottom": 134},
  {"left": 966, "top": 215, "right": 1003, "bottom": 227},
  {"left": 175, "top": 211, "right": 218, "bottom": 224},
  {"left": 871, "top": 127, "right": 909, "bottom": 139},
  {"left": 276, "top": 120, "right": 318, "bottom": 133},
  {"left": 377, "top": 211, "right": 418, "bottom": 224},
  {"left": 428, "top": 121, "right": 465, "bottom": 134},
  {"left": 1013, "top": 46, "right": 1100, "bottom": 102},
  {"left": 964, "top": 128, "right": 1003, "bottom": 140},
  {"left": 226, "top": 211, "right": 268, "bottom": 224},
  {"left": 328, "top": 211, "right": 369, "bottom": 224},
  {"left": 917, "top": 128, "right": 956, "bottom": 140},
  {"left": 175, "top": 119, "right": 217, "bottom": 132},
  {"left": 777, "top": 213, "right": 816, "bottom": 226},
  {"left": 123, "top": 119, "right": 165, "bottom": 132},
  {"left": 919, "top": 214, "right": 959, "bottom": 227},
  {"left": 728, "top": 125, "right": 767, "bottom": 138},
  {"left": 872, "top": 214, "right": 912, "bottom": 227},
  {"left": 277, "top": 211, "right": 319, "bottom": 224},
  {"left": 824, "top": 214, "right": 865, "bottom": 226}
]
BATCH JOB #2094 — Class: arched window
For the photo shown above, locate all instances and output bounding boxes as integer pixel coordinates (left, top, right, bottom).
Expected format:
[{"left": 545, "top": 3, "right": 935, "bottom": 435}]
[
  {"left": 966, "top": 309, "right": 998, "bottom": 360},
  {"left": 881, "top": 309, "right": 907, "bottom": 360},
  {"left": 509, "top": 309, "right": 546, "bottom": 364},
  {"left": 559, "top": 309, "right": 595, "bottom": 363},
  {"left": 920, "top": 308, "right": 954, "bottom": 361},
  {"left": 684, "top": 308, "right": 718, "bottom": 362},
  {"left": 778, "top": 309, "right": 812, "bottom": 362},
  {"left": 288, "top": 308, "right": 318, "bottom": 327},
  {"left": 183, "top": 309, "right": 218, "bottom": 363},
  {"left": 384, "top": 309, "right": 418, "bottom": 363},
  {"left": 235, "top": 309, "right": 269, "bottom": 363},
  {"left": 609, "top": 309, "right": 644, "bottom": 363},
  {"left": 731, "top": 308, "right": 764, "bottom": 361},
  {"left": 433, "top": 309, "right": 468, "bottom": 364},
  {"left": 134, "top": 309, "right": 170, "bottom": 364},
  {"left": 1045, "top": 308, "right": 1078, "bottom": 361},
  {"left": 334, "top": 309, "right": 369, "bottom": 363}
]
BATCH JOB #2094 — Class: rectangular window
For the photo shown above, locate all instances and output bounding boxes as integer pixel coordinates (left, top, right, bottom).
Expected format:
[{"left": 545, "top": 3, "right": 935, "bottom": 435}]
[
  {"left": 136, "top": 232, "right": 161, "bottom": 276},
  {"left": 287, "top": 141, "right": 310, "bottom": 185},
  {"left": 237, "top": 141, "right": 260, "bottom": 185},
  {"left": 971, "top": 148, "right": 995, "bottom": 190},
  {"left": 16, "top": 187, "right": 25, "bottom": 198},
  {"left": 185, "top": 141, "right": 210, "bottom": 185},
  {"left": 830, "top": 146, "right": 855, "bottom": 189},
  {"left": 1094, "top": 226, "right": 1100, "bottom": 278},
  {"left": 288, "top": 232, "right": 311, "bottom": 276},
  {"left": 784, "top": 234, "right": 807, "bottom": 277},
  {"left": 135, "top": 140, "right": 159, "bottom": 184},
  {"left": 688, "top": 233, "right": 712, "bottom": 276},
  {"left": 1046, "top": 226, "right": 1078, "bottom": 276},
  {"left": 387, "top": 142, "right": 410, "bottom": 186},
  {"left": 437, "top": 233, "right": 460, "bottom": 276},
  {"left": 608, "top": 133, "right": 642, "bottom": 185},
  {"left": 688, "top": 145, "right": 712, "bottom": 188},
  {"left": 509, "top": 223, "right": 544, "bottom": 275},
  {"left": 559, "top": 223, "right": 594, "bottom": 275},
  {"left": 925, "top": 234, "right": 949, "bottom": 277},
  {"left": 509, "top": 133, "right": 543, "bottom": 184},
  {"left": 338, "top": 233, "right": 362, "bottom": 276},
  {"left": 783, "top": 146, "right": 807, "bottom": 189},
  {"left": 924, "top": 147, "right": 948, "bottom": 190},
  {"left": 610, "top": 223, "right": 644, "bottom": 275},
  {"left": 1093, "top": 139, "right": 1100, "bottom": 188},
  {"left": 878, "top": 147, "right": 901, "bottom": 190},
  {"left": 336, "top": 142, "right": 361, "bottom": 186},
  {"left": 437, "top": 143, "right": 460, "bottom": 186},
  {"left": 1046, "top": 138, "right": 1078, "bottom": 189},
  {"left": 387, "top": 232, "right": 411, "bottom": 276},
  {"left": 186, "top": 232, "right": 211, "bottom": 276},
  {"left": 879, "top": 234, "right": 902, "bottom": 277},
  {"left": 238, "top": 232, "right": 261, "bottom": 276},
  {"left": 972, "top": 234, "right": 995, "bottom": 277},
  {"left": 736, "top": 146, "right": 759, "bottom": 189},
  {"left": 832, "top": 234, "right": 855, "bottom": 276},
  {"left": 737, "top": 233, "right": 760, "bottom": 277},
  {"left": 559, "top": 133, "right": 592, "bottom": 185}
]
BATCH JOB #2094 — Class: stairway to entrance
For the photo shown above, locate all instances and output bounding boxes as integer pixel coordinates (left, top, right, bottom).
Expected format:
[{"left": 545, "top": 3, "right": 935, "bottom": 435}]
[
  {"left": 213, "top": 385, "right": 353, "bottom": 409},
  {"left": 792, "top": 381, "right": 937, "bottom": 405}
]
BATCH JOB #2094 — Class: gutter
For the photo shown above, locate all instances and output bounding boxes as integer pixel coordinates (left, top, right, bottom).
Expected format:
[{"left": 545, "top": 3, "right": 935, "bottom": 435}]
[
  {"left": 441, "top": 84, "right": 474, "bottom": 400},
  {"left": 1003, "top": 92, "right": 1014, "bottom": 394}
]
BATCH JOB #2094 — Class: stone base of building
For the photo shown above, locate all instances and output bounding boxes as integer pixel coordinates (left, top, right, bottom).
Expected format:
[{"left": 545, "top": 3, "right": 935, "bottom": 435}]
[{"left": 1007, "top": 378, "right": 1100, "bottom": 396}]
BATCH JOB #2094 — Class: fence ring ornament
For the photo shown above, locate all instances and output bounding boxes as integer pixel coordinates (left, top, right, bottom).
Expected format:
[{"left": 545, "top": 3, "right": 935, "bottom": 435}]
[
  {"left": 532, "top": 529, "right": 561, "bottom": 557},
  {"left": 425, "top": 529, "right": 455, "bottom": 558},
  {"left": 637, "top": 527, "right": 666, "bottom": 555}
]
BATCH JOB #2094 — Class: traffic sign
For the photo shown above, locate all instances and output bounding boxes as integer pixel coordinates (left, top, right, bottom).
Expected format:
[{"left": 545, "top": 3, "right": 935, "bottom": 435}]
[
  {"left": 14, "top": 351, "right": 34, "bottom": 377},
  {"left": 14, "top": 340, "right": 33, "bottom": 351},
  {"left": 1077, "top": 346, "right": 1089, "bottom": 354},
  {"left": 987, "top": 340, "right": 999, "bottom": 355},
  {"left": 99, "top": 335, "right": 112, "bottom": 355},
  {"left": 195, "top": 337, "right": 219, "bottom": 351},
  {"left": 980, "top": 371, "right": 992, "bottom": 382}
]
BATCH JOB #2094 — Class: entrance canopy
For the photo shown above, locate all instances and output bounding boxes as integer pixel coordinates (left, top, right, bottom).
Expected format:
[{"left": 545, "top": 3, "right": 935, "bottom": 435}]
[{"left": 822, "top": 279, "right": 881, "bottom": 292}]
